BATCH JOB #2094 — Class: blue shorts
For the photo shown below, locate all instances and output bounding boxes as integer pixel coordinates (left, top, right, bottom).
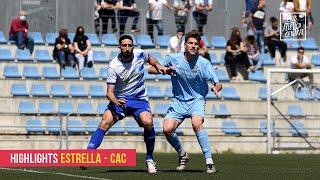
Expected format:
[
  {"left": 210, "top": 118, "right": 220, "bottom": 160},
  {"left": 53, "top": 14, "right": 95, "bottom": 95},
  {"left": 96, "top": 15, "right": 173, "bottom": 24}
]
[
  {"left": 165, "top": 98, "right": 205, "bottom": 122},
  {"left": 107, "top": 99, "right": 151, "bottom": 122}
]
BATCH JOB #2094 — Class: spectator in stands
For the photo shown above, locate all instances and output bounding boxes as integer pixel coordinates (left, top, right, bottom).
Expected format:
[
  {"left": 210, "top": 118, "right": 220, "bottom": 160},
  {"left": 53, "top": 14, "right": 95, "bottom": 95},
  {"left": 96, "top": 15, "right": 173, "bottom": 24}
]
[
  {"left": 117, "top": 0, "right": 140, "bottom": 35},
  {"left": 9, "top": 10, "right": 34, "bottom": 54},
  {"left": 173, "top": 0, "right": 192, "bottom": 34},
  {"left": 245, "top": 35, "right": 263, "bottom": 71},
  {"left": 53, "top": 28, "right": 76, "bottom": 70},
  {"left": 168, "top": 28, "right": 185, "bottom": 53},
  {"left": 264, "top": 17, "right": 287, "bottom": 65},
  {"left": 279, "top": 0, "right": 294, "bottom": 21},
  {"left": 94, "top": 0, "right": 102, "bottom": 35},
  {"left": 244, "top": 0, "right": 264, "bottom": 35},
  {"left": 192, "top": 0, "right": 213, "bottom": 36},
  {"left": 293, "top": 0, "right": 313, "bottom": 37},
  {"left": 99, "top": 0, "right": 118, "bottom": 35},
  {"left": 288, "top": 46, "right": 314, "bottom": 88},
  {"left": 199, "top": 39, "right": 210, "bottom": 61},
  {"left": 73, "top": 26, "right": 94, "bottom": 70},
  {"left": 146, "top": 0, "right": 173, "bottom": 41},
  {"left": 252, "top": 0, "right": 266, "bottom": 53},
  {"left": 225, "top": 27, "right": 253, "bottom": 81}
]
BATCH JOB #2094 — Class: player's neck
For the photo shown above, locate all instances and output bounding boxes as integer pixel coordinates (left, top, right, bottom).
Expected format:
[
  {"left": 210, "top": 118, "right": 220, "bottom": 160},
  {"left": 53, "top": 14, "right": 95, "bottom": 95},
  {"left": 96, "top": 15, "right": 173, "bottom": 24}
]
[{"left": 184, "top": 52, "right": 198, "bottom": 62}]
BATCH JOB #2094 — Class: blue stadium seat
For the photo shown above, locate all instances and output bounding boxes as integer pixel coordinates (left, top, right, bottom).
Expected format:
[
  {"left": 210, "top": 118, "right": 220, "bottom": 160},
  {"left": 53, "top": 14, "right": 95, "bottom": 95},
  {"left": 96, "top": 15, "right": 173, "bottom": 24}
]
[
  {"left": 50, "top": 84, "right": 68, "bottom": 97},
  {"left": 67, "top": 119, "right": 85, "bottom": 134},
  {"left": 295, "top": 87, "right": 313, "bottom": 100},
  {"left": 69, "top": 85, "right": 87, "bottom": 97},
  {"left": 11, "top": 84, "right": 28, "bottom": 96},
  {"left": 97, "top": 103, "right": 108, "bottom": 115},
  {"left": 19, "top": 101, "right": 36, "bottom": 114},
  {"left": 45, "top": 32, "right": 58, "bottom": 45},
  {"left": 35, "top": 49, "right": 53, "bottom": 62},
  {"left": 214, "top": 68, "right": 230, "bottom": 82},
  {"left": 209, "top": 52, "right": 220, "bottom": 65},
  {"left": 58, "top": 102, "right": 73, "bottom": 115},
  {"left": 61, "top": 67, "right": 79, "bottom": 79},
  {"left": 164, "top": 87, "right": 173, "bottom": 98},
  {"left": 258, "top": 87, "right": 277, "bottom": 100},
  {"left": 290, "top": 121, "right": 308, "bottom": 137},
  {"left": 23, "top": 66, "right": 41, "bottom": 79},
  {"left": 156, "top": 35, "right": 170, "bottom": 48},
  {"left": 39, "top": 102, "right": 55, "bottom": 114},
  {"left": 43, "top": 66, "right": 60, "bottom": 79},
  {"left": 0, "top": 31, "right": 6, "bottom": 44},
  {"left": 137, "top": 35, "right": 155, "bottom": 48},
  {"left": 201, "top": 35, "right": 211, "bottom": 48},
  {"left": 3, "top": 65, "right": 21, "bottom": 78},
  {"left": 101, "top": 33, "right": 118, "bottom": 46},
  {"left": 109, "top": 122, "right": 125, "bottom": 134},
  {"left": 261, "top": 53, "right": 275, "bottom": 66},
  {"left": 154, "top": 103, "right": 170, "bottom": 116},
  {"left": 288, "top": 105, "right": 304, "bottom": 117},
  {"left": 46, "top": 119, "right": 61, "bottom": 134},
  {"left": 206, "top": 90, "right": 220, "bottom": 99},
  {"left": 284, "top": 39, "right": 299, "bottom": 49},
  {"left": 109, "top": 50, "right": 119, "bottom": 61},
  {"left": 16, "top": 49, "right": 33, "bottom": 61},
  {"left": 149, "top": 51, "right": 162, "bottom": 60},
  {"left": 77, "top": 102, "right": 95, "bottom": 115},
  {"left": 125, "top": 120, "right": 143, "bottom": 134},
  {"left": 29, "top": 32, "right": 45, "bottom": 45},
  {"left": 26, "top": 119, "right": 45, "bottom": 133},
  {"left": 259, "top": 121, "right": 279, "bottom": 136},
  {"left": 211, "top": 36, "right": 226, "bottom": 48},
  {"left": 311, "top": 54, "right": 320, "bottom": 66},
  {"left": 222, "top": 120, "right": 241, "bottom": 135},
  {"left": 143, "top": 69, "right": 156, "bottom": 80},
  {"left": 220, "top": 53, "right": 225, "bottom": 64},
  {"left": 99, "top": 67, "right": 108, "bottom": 79},
  {"left": 147, "top": 86, "right": 163, "bottom": 98},
  {"left": 0, "top": 48, "right": 14, "bottom": 61},
  {"left": 314, "top": 88, "right": 320, "bottom": 100},
  {"left": 211, "top": 104, "right": 231, "bottom": 116},
  {"left": 93, "top": 50, "right": 107, "bottom": 63},
  {"left": 80, "top": 67, "right": 97, "bottom": 79},
  {"left": 301, "top": 38, "right": 318, "bottom": 50},
  {"left": 86, "top": 33, "right": 101, "bottom": 46},
  {"left": 89, "top": 85, "right": 106, "bottom": 97},
  {"left": 30, "top": 84, "right": 49, "bottom": 97},
  {"left": 221, "top": 87, "right": 240, "bottom": 100},
  {"left": 248, "top": 70, "right": 266, "bottom": 82},
  {"left": 86, "top": 119, "right": 100, "bottom": 133}
]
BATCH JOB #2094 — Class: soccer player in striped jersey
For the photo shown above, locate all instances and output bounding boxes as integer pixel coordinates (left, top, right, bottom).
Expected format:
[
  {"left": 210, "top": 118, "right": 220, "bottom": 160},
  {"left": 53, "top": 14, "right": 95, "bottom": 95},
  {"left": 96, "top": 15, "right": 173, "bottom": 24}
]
[
  {"left": 86, "top": 34, "right": 170, "bottom": 173},
  {"left": 149, "top": 30, "right": 222, "bottom": 173}
]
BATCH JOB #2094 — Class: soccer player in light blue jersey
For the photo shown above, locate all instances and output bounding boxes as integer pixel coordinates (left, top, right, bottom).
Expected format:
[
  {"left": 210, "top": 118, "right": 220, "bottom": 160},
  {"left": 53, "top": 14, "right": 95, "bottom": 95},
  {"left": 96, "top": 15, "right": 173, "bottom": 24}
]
[
  {"left": 85, "top": 34, "right": 169, "bottom": 173},
  {"left": 149, "top": 30, "right": 222, "bottom": 173}
]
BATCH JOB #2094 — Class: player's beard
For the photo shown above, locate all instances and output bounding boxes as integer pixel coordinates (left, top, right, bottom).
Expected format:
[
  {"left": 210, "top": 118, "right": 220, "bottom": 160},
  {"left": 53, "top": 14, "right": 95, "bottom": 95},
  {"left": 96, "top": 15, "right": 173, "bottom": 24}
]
[{"left": 122, "top": 50, "right": 132, "bottom": 58}]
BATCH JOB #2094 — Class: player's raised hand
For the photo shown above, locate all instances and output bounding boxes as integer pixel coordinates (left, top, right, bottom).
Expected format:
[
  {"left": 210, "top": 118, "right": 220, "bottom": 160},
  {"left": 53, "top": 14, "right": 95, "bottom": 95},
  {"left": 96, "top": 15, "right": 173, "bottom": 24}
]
[{"left": 211, "top": 83, "right": 222, "bottom": 97}]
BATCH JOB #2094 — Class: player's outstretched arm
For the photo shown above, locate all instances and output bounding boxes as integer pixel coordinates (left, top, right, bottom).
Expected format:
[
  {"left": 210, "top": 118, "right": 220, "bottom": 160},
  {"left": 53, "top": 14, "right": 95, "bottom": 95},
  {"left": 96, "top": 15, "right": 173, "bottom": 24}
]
[{"left": 148, "top": 56, "right": 172, "bottom": 75}]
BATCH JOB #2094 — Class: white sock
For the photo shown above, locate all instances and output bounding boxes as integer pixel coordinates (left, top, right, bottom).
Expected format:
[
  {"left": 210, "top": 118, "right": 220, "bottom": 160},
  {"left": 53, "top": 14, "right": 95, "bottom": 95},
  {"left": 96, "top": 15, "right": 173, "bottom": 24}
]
[
  {"left": 179, "top": 149, "right": 186, "bottom": 157},
  {"left": 206, "top": 158, "right": 213, "bottom": 165}
]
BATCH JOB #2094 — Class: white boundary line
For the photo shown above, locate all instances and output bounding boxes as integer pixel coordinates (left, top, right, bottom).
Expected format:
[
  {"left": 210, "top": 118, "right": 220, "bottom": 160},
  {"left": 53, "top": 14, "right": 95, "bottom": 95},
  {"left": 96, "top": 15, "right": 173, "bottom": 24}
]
[{"left": 0, "top": 167, "right": 111, "bottom": 180}]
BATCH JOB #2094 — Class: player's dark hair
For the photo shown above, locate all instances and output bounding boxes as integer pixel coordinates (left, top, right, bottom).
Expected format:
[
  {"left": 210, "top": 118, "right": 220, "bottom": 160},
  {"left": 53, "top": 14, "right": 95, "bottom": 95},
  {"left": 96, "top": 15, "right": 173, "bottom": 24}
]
[
  {"left": 119, "top": 34, "right": 133, "bottom": 45},
  {"left": 185, "top": 30, "right": 201, "bottom": 43},
  {"left": 297, "top": 46, "right": 304, "bottom": 51}
]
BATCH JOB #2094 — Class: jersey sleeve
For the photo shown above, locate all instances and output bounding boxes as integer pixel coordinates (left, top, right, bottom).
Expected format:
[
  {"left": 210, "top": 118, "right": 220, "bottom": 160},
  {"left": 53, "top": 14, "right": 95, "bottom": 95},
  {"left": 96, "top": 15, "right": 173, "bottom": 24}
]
[
  {"left": 203, "top": 60, "right": 219, "bottom": 85},
  {"left": 142, "top": 50, "right": 150, "bottom": 63},
  {"left": 106, "top": 67, "right": 117, "bottom": 84}
]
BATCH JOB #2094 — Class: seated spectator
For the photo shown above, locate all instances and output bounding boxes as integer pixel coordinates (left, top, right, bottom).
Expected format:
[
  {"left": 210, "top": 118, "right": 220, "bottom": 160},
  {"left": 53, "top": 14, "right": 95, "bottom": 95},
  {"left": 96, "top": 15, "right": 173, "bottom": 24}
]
[
  {"left": 245, "top": 35, "right": 263, "bottom": 71},
  {"left": 225, "top": 27, "right": 253, "bottom": 81},
  {"left": 199, "top": 39, "right": 210, "bottom": 61},
  {"left": 73, "top": 26, "right": 94, "bottom": 70},
  {"left": 53, "top": 28, "right": 76, "bottom": 70},
  {"left": 168, "top": 28, "right": 185, "bottom": 53},
  {"left": 264, "top": 17, "right": 287, "bottom": 65},
  {"left": 146, "top": 0, "right": 173, "bottom": 40},
  {"left": 288, "top": 46, "right": 314, "bottom": 89},
  {"left": 173, "top": 0, "right": 192, "bottom": 34},
  {"left": 117, "top": 0, "right": 140, "bottom": 35},
  {"left": 9, "top": 10, "right": 34, "bottom": 54}
]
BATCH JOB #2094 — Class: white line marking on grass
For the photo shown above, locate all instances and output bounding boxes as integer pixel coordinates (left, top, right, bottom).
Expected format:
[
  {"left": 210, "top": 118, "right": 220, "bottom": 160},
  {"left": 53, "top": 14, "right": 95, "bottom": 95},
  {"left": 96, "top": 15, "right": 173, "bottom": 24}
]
[{"left": 0, "top": 168, "right": 111, "bottom": 180}]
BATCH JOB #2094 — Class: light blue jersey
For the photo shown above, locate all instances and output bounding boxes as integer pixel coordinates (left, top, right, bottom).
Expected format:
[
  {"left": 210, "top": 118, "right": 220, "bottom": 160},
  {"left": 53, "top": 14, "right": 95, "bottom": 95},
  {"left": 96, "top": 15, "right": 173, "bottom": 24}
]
[{"left": 160, "top": 53, "right": 219, "bottom": 101}]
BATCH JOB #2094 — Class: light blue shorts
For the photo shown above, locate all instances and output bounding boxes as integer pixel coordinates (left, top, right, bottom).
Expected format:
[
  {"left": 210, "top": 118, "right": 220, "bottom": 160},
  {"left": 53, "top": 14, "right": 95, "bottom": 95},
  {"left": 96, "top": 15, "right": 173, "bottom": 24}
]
[{"left": 165, "top": 98, "right": 205, "bottom": 122}]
